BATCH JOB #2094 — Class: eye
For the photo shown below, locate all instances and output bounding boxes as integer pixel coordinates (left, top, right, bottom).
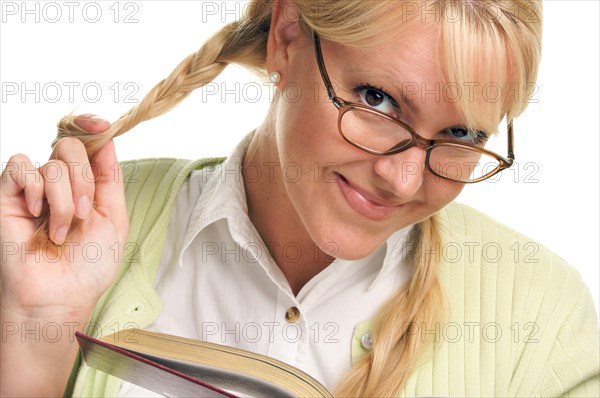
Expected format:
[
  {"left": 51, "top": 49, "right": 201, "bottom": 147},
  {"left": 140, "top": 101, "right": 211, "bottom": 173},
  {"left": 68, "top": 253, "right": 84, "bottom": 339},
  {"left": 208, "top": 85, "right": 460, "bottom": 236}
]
[
  {"left": 443, "top": 127, "right": 489, "bottom": 146},
  {"left": 353, "top": 84, "right": 399, "bottom": 117},
  {"left": 444, "top": 127, "right": 469, "bottom": 140}
]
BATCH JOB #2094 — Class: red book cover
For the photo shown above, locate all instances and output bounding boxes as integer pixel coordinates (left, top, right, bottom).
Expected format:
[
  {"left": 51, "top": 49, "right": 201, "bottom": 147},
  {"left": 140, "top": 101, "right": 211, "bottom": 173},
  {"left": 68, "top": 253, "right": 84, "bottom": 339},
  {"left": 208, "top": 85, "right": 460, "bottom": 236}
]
[{"left": 76, "top": 331, "right": 240, "bottom": 397}]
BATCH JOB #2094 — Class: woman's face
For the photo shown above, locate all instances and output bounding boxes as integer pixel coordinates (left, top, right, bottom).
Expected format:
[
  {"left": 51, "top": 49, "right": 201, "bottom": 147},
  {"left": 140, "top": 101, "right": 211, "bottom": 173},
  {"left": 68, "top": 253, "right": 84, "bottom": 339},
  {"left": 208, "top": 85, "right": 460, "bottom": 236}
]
[{"left": 270, "top": 21, "right": 470, "bottom": 260}]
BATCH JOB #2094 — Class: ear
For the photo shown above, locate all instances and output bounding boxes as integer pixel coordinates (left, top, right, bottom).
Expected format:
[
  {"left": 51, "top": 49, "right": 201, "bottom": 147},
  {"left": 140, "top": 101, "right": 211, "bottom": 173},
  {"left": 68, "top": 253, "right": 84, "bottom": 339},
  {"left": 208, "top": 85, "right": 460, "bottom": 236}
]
[{"left": 266, "top": 0, "right": 301, "bottom": 84}]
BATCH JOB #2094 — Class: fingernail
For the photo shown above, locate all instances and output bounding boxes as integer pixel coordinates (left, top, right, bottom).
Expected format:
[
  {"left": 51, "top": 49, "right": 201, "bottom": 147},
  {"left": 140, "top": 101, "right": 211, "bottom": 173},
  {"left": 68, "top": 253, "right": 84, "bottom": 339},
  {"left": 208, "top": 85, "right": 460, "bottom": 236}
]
[
  {"left": 79, "top": 114, "right": 104, "bottom": 124},
  {"left": 33, "top": 199, "right": 43, "bottom": 217},
  {"left": 54, "top": 226, "right": 69, "bottom": 245},
  {"left": 76, "top": 196, "right": 92, "bottom": 219}
]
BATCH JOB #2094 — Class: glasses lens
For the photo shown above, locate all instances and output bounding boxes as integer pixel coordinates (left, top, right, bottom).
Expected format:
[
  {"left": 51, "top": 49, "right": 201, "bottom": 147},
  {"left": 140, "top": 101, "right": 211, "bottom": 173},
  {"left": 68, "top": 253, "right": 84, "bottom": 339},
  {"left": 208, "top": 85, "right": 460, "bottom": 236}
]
[
  {"left": 338, "top": 107, "right": 509, "bottom": 183},
  {"left": 429, "top": 145, "right": 501, "bottom": 182},
  {"left": 340, "top": 108, "right": 412, "bottom": 153}
]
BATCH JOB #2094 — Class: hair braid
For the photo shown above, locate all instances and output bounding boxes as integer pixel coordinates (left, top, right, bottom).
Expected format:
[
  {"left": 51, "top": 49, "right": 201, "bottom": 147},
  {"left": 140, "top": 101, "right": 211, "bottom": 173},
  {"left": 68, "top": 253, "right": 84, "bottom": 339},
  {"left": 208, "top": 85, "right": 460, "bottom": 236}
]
[
  {"left": 52, "top": 17, "right": 268, "bottom": 154},
  {"left": 334, "top": 215, "right": 446, "bottom": 397}
]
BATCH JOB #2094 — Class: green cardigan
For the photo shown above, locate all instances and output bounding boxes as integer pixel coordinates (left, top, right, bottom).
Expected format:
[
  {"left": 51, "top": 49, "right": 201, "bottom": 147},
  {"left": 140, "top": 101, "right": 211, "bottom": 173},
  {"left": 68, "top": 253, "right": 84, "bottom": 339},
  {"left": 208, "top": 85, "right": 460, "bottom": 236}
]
[{"left": 66, "top": 158, "right": 599, "bottom": 397}]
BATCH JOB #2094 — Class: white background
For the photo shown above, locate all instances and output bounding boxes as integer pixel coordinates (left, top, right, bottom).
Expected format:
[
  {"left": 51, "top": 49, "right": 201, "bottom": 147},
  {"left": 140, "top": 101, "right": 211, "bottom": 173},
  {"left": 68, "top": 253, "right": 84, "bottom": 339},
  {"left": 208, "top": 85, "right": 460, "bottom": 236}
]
[{"left": 1, "top": 1, "right": 598, "bottom": 317}]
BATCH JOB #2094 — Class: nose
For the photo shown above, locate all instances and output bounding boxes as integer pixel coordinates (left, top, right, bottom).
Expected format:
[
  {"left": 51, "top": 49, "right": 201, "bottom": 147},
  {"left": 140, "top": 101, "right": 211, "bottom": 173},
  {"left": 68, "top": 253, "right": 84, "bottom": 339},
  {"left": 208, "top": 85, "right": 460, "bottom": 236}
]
[{"left": 372, "top": 146, "right": 427, "bottom": 200}]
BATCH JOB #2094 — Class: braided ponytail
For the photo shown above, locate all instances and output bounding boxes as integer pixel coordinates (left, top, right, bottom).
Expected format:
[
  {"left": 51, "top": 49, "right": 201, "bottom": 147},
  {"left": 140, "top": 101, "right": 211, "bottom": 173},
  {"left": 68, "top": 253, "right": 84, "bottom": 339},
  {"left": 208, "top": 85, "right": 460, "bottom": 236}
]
[
  {"left": 53, "top": 8, "right": 270, "bottom": 154},
  {"left": 334, "top": 215, "right": 446, "bottom": 397}
]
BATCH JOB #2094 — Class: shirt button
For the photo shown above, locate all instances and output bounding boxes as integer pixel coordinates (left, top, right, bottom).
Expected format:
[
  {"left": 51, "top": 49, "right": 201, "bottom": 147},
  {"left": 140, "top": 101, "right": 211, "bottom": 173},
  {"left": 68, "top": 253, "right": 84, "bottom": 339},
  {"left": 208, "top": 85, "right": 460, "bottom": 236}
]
[
  {"left": 285, "top": 306, "right": 300, "bottom": 323},
  {"left": 361, "top": 332, "right": 373, "bottom": 350}
]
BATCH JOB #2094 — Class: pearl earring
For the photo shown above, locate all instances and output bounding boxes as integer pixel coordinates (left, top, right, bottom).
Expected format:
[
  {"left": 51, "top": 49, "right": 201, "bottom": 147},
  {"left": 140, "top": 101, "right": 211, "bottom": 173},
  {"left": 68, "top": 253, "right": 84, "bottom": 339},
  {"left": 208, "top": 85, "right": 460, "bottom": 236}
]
[{"left": 268, "top": 71, "right": 281, "bottom": 84}]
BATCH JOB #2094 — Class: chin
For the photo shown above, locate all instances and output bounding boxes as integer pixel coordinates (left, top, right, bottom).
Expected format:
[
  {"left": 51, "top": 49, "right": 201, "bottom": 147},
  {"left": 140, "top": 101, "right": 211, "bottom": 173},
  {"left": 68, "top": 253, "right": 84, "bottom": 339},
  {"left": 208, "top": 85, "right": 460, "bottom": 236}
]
[
  {"left": 332, "top": 237, "right": 388, "bottom": 261},
  {"left": 309, "top": 222, "right": 390, "bottom": 261}
]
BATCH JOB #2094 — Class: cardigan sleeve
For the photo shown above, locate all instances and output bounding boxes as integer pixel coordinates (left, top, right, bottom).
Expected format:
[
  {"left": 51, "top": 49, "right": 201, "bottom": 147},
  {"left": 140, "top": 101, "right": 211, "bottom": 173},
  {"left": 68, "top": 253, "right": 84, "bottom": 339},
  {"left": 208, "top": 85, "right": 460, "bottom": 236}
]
[
  {"left": 418, "top": 202, "right": 600, "bottom": 398},
  {"left": 536, "top": 280, "right": 600, "bottom": 397},
  {"left": 561, "top": 377, "right": 600, "bottom": 398}
]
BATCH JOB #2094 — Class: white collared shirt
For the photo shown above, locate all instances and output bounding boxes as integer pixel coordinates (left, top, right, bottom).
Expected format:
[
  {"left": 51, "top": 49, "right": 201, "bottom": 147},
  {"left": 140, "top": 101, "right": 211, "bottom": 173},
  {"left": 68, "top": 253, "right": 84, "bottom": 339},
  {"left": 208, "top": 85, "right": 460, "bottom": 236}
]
[{"left": 118, "top": 134, "right": 413, "bottom": 397}]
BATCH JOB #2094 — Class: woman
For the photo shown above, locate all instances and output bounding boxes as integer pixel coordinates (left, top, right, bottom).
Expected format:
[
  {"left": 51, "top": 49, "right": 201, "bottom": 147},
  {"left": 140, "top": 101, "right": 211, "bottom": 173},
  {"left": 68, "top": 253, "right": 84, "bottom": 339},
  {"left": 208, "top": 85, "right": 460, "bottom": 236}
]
[{"left": 1, "top": 0, "right": 598, "bottom": 397}]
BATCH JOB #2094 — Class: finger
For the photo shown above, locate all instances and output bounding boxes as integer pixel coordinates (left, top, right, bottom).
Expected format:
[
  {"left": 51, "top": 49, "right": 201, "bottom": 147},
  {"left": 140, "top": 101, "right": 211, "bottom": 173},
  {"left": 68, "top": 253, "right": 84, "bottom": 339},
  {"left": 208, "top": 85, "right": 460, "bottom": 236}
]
[
  {"left": 74, "top": 114, "right": 110, "bottom": 134},
  {"left": 0, "top": 154, "right": 44, "bottom": 217},
  {"left": 39, "top": 160, "right": 74, "bottom": 245},
  {"left": 89, "top": 139, "right": 129, "bottom": 243},
  {"left": 50, "top": 137, "right": 95, "bottom": 220}
]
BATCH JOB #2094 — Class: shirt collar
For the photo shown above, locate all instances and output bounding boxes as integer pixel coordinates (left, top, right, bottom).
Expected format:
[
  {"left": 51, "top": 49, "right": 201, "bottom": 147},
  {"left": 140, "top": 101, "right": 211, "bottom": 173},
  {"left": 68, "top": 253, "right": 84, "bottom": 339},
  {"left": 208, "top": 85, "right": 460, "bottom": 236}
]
[
  {"left": 368, "top": 225, "right": 413, "bottom": 290},
  {"left": 183, "top": 132, "right": 254, "bottom": 247}
]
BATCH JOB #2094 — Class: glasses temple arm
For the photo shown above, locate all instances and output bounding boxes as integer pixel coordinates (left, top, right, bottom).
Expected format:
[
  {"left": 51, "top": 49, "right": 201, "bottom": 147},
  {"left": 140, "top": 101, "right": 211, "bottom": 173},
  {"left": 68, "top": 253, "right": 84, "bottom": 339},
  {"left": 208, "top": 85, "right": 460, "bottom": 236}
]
[
  {"left": 507, "top": 120, "right": 515, "bottom": 163},
  {"left": 312, "top": 31, "right": 340, "bottom": 105}
]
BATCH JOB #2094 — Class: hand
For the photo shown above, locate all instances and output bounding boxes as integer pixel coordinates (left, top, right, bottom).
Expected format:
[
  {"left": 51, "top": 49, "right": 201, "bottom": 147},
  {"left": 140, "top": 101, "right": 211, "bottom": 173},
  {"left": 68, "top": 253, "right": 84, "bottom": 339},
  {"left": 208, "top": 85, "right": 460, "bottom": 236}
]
[{"left": 0, "top": 115, "right": 130, "bottom": 318}]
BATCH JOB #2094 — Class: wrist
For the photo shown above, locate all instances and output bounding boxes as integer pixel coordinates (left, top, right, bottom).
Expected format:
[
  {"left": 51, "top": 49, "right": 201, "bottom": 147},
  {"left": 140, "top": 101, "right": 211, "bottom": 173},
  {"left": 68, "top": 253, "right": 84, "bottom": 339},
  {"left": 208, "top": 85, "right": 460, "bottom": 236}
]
[
  {"left": 1, "top": 300, "right": 94, "bottom": 342},
  {"left": 0, "top": 305, "right": 85, "bottom": 398},
  {"left": 2, "top": 289, "right": 95, "bottom": 319}
]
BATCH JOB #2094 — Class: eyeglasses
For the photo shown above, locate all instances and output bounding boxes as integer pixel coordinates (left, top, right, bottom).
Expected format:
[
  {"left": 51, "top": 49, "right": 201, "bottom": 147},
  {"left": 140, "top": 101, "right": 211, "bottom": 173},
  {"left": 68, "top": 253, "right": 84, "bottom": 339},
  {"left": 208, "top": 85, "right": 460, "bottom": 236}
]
[{"left": 312, "top": 31, "right": 515, "bottom": 183}]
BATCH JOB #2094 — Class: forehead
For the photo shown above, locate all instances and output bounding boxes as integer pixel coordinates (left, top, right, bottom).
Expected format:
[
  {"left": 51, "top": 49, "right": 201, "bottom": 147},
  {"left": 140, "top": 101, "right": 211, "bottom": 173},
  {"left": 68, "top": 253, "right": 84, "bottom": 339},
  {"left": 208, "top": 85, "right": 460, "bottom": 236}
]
[{"left": 324, "top": 22, "right": 460, "bottom": 123}]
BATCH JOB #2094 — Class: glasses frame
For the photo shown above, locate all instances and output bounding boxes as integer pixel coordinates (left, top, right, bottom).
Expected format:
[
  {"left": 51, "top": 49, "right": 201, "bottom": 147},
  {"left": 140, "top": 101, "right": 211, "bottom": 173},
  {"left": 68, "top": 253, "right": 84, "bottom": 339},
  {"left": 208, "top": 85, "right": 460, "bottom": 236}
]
[{"left": 312, "top": 31, "right": 515, "bottom": 183}]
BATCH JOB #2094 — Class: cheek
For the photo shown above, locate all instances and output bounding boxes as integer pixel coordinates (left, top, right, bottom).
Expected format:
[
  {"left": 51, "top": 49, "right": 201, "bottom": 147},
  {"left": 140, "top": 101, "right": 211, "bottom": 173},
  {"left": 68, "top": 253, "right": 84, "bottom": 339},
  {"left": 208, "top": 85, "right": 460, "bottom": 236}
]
[
  {"left": 423, "top": 177, "right": 465, "bottom": 209},
  {"left": 275, "top": 88, "right": 340, "bottom": 166}
]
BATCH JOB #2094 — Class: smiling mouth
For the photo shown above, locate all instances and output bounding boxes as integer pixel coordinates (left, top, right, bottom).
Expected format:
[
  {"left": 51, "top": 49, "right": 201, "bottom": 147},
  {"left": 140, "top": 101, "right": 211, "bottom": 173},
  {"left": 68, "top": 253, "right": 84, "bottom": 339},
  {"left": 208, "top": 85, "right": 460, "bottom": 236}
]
[{"left": 335, "top": 173, "right": 404, "bottom": 220}]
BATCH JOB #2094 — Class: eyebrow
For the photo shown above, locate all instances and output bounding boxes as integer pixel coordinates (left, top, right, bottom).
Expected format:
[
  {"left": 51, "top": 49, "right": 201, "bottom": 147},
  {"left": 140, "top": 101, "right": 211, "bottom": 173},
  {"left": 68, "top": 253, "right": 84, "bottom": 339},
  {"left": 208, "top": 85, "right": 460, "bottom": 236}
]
[{"left": 394, "top": 84, "right": 418, "bottom": 115}]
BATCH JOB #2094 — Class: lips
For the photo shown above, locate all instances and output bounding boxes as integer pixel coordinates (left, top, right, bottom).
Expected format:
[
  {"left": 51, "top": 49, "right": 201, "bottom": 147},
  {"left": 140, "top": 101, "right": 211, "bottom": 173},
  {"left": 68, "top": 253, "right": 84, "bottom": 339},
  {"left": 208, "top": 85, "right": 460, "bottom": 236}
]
[{"left": 335, "top": 173, "right": 404, "bottom": 220}]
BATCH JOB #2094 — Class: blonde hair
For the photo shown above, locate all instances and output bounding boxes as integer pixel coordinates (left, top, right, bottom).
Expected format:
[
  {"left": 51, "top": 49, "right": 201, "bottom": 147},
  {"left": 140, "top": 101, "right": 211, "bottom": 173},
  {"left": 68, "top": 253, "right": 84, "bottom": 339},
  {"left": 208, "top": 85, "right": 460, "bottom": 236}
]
[{"left": 39, "top": 1, "right": 543, "bottom": 396}]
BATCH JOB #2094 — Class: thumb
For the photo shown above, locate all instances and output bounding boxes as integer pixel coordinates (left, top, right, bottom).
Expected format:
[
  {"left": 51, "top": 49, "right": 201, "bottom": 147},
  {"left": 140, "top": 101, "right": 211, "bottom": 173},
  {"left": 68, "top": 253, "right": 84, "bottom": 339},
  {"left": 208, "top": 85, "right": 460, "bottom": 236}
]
[{"left": 89, "top": 138, "right": 129, "bottom": 244}]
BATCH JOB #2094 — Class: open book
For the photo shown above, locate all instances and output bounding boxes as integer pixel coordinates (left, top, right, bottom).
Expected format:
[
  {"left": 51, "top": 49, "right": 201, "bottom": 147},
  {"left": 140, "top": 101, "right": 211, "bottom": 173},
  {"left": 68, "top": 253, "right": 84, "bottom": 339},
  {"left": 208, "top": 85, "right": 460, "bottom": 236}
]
[{"left": 76, "top": 329, "right": 333, "bottom": 397}]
